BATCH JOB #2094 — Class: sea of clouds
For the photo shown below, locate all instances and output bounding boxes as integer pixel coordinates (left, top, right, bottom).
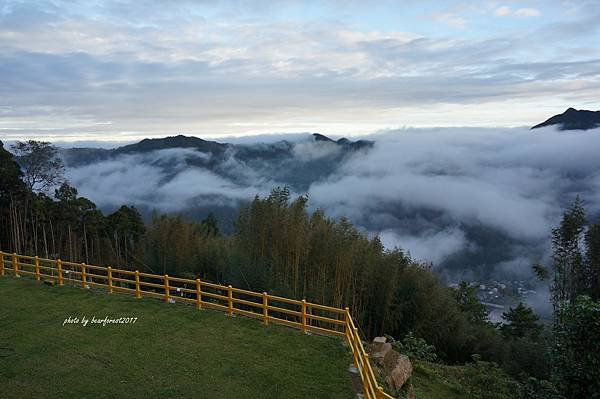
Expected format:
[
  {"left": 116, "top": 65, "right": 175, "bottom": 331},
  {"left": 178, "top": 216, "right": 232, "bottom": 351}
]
[{"left": 64, "top": 126, "right": 600, "bottom": 311}]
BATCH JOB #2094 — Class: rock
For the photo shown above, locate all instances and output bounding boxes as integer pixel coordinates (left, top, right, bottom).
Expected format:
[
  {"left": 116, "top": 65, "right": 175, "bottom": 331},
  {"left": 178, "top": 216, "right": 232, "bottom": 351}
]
[
  {"left": 372, "top": 342, "right": 392, "bottom": 364},
  {"left": 372, "top": 336, "right": 387, "bottom": 351},
  {"left": 385, "top": 354, "right": 412, "bottom": 391}
]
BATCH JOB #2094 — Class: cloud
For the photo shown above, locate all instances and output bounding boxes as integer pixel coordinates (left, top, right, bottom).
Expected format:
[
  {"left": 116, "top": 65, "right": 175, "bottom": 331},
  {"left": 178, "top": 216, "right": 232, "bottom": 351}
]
[
  {"left": 380, "top": 228, "right": 467, "bottom": 264},
  {"left": 65, "top": 148, "right": 279, "bottom": 211},
  {"left": 309, "top": 127, "right": 600, "bottom": 239},
  {"left": 298, "top": 126, "right": 600, "bottom": 280},
  {"left": 292, "top": 140, "right": 341, "bottom": 161},
  {"left": 433, "top": 13, "right": 467, "bottom": 29},
  {"left": 515, "top": 8, "right": 541, "bottom": 17},
  {"left": 494, "top": 6, "right": 511, "bottom": 17},
  {"left": 1, "top": 1, "right": 599, "bottom": 139},
  {"left": 61, "top": 126, "right": 600, "bottom": 284}
]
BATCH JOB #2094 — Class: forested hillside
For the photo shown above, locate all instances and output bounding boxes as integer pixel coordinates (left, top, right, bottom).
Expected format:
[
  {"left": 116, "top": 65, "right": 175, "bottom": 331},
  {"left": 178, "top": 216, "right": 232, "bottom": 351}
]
[{"left": 2, "top": 139, "right": 599, "bottom": 399}]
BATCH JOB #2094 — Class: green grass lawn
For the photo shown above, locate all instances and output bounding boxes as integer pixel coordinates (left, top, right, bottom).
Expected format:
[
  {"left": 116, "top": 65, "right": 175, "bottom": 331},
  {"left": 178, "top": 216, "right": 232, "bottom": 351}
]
[{"left": 0, "top": 277, "right": 353, "bottom": 399}]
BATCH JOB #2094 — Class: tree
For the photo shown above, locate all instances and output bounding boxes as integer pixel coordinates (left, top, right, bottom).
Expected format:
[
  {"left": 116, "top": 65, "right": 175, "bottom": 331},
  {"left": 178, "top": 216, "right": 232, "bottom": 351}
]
[
  {"left": 551, "top": 296, "right": 600, "bottom": 399},
  {"left": 0, "top": 141, "right": 25, "bottom": 204},
  {"left": 550, "top": 197, "right": 587, "bottom": 312},
  {"left": 453, "top": 281, "right": 488, "bottom": 324},
  {"left": 107, "top": 205, "right": 145, "bottom": 267},
  {"left": 585, "top": 219, "right": 600, "bottom": 300},
  {"left": 501, "top": 303, "right": 543, "bottom": 341},
  {"left": 11, "top": 140, "right": 65, "bottom": 192},
  {"left": 0, "top": 141, "right": 26, "bottom": 251},
  {"left": 200, "top": 213, "right": 220, "bottom": 238},
  {"left": 547, "top": 200, "right": 600, "bottom": 398}
]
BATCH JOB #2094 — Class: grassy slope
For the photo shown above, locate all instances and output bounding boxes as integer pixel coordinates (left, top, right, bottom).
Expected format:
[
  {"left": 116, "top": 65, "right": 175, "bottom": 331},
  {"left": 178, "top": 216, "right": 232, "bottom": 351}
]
[
  {"left": 0, "top": 277, "right": 353, "bottom": 399},
  {"left": 410, "top": 360, "right": 519, "bottom": 399},
  {"left": 411, "top": 361, "right": 469, "bottom": 399}
]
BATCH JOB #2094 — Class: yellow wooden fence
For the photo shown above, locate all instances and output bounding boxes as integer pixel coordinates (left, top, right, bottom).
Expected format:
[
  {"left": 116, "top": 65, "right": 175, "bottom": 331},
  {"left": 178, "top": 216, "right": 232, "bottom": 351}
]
[{"left": 0, "top": 251, "right": 393, "bottom": 399}]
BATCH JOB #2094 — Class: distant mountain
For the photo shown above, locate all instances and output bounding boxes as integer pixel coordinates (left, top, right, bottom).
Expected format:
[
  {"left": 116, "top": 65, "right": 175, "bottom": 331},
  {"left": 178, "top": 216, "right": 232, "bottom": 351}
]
[
  {"left": 114, "top": 135, "right": 230, "bottom": 156},
  {"left": 62, "top": 134, "right": 372, "bottom": 162},
  {"left": 531, "top": 108, "right": 600, "bottom": 131},
  {"left": 312, "top": 133, "right": 373, "bottom": 150},
  {"left": 61, "top": 133, "right": 374, "bottom": 191}
]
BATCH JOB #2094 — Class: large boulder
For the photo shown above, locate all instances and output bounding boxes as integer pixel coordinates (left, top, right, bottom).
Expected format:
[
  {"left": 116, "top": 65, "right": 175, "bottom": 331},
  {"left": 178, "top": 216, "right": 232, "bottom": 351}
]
[{"left": 385, "top": 354, "right": 413, "bottom": 391}]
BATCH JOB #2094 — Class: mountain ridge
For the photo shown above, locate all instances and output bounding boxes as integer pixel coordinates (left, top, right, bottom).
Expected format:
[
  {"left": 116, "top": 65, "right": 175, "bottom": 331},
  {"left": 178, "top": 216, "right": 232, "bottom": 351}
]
[
  {"left": 60, "top": 133, "right": 375, "bottom": 192},
  {"left": 531, "top": 107, "right": 600, "bottom": 130}
]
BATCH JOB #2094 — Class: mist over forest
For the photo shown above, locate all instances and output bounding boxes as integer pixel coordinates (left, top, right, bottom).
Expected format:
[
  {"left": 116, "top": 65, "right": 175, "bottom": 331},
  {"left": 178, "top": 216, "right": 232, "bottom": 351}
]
[{"left": 58, "top": 125, "right": 600, "bottom": 317}]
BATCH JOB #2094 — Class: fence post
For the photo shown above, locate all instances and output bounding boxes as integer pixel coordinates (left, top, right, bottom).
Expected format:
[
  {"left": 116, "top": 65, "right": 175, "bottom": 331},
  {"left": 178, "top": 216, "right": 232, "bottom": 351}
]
[
  {"left": 81, "top": 263, "right": 87, "bottom": 288},
  {"left": 353, "top": 326, "right": 360, "bottom": 367},
  {"left": 164, "top": 275, "right": 170, "bottom": 303},
  {"left": 301, "top": 299, "right": 307, "bottom": 334},
  {"left": 107, "top": 266, "right": 113, "bottom": 293},
  {"left": 12, "top": 253, "right": 18, "bottom": 277},
  {"left": 195, "top": 278, "right": 202, "bottom": 310},
  {"left": 0, "top": 251, "right": 4, "bottom": 276},
  {"left": 262, "top": 292, "right": 268, "bottom": 325},
  {"left": 345, "top": 307, "right": 350, "bottom": 340},
  {"left": 57, "top": 259, "right": 63, "bottom": 285},
  {"left": 135, "top": 270, "right": 141, "bottom": 299},
  {"left": 377, "top": 386, "right": 385, "bottom": 398},
  {"left": 363, "top": 352, "right": 371, "bottom": 397},
  {"left": 227, "top": 285, "right": 233, "bottom": 316},
  {"left": 34, "top": 256, "right": 40, "bottom": 281}
]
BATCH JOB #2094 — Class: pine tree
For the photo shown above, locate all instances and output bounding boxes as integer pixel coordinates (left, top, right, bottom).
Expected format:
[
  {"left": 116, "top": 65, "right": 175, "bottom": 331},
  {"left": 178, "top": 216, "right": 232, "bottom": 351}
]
[{"left": 501, "top": 303, "right": 543, "bottom": 340}]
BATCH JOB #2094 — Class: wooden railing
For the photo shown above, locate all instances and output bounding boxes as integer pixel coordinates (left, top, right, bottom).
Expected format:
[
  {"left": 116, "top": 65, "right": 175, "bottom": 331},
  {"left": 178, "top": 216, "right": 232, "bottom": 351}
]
[{"left": 0, "top": 251, "right": 393, "bottom": 399}]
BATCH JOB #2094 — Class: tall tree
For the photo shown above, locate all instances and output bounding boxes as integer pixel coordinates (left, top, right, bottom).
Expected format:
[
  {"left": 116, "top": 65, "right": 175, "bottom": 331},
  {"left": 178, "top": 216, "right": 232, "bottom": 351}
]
[
  {"left": 550, "top": 197, "right": 587, "bottom": 312},
  {"left": 200, "top": 213, "right": 221, "bottom": 238},
  {"left": 551, "top": 296, "right": 600, "bottom": 399},
  {"left": 585, "top": 219, "right": 600, "bottom": 300},
  {"left": 11, "top": 140, "right": 65, "bottom": 193},
  {"left": 0, "top": 141, "right": 26, "bottom": 251},
  {"left": 0, "top": 141, "right": 25, "bottom": 203},
  {"left": 453, "top": 281, "right": 488, "bottom": 324}
]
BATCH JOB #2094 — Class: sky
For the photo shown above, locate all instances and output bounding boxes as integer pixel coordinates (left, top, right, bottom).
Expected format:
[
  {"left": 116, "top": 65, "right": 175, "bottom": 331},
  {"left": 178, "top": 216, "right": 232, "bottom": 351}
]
[{"left": 1, "top": 0, "right": 599, "bottom": 142}]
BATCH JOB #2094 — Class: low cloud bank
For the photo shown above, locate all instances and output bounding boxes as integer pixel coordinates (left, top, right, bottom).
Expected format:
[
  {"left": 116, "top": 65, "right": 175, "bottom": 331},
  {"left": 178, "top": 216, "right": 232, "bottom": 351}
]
[{"left": 65, "top": 127, "right": 600, "bottom": 291}]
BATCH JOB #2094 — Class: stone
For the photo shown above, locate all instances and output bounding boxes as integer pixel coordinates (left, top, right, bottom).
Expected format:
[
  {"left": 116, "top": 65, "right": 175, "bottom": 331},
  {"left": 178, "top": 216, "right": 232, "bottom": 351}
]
[
  {"left": 385, "top": 354, "right": 412, "bottom": 391},
  {"left": 372, "top": 342, "right": 392, "bottom": 364},
  {"left": 372, "top": 336, "right": 387, "bottom": 350},
  {"left": 373, "top": 336, "right": 387, "bottom": 344}
]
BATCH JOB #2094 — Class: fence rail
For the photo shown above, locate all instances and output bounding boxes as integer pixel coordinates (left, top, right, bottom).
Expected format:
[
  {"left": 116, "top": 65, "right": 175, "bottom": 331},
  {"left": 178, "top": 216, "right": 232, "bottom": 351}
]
[{"left": 0, "top": 251, "right": 393, "bottom": 399}]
